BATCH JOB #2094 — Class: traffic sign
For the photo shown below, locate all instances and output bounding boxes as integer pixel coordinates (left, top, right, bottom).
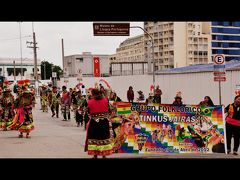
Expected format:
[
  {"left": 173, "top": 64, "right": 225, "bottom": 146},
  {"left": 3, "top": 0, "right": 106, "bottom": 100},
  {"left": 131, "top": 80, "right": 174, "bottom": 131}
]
[
  {"left": 213, "top": 71, "right": 226, "bottom": 76},
  {"left": 214, "top": 54, "right": 225, "bottom": 65},
  {"left": 52, "top": 72, "right": 57, "bottom": 78},
  {"left": 213, "top": 54, "right": 226, "bottom": 82},
  {"left": 214, "top": 64, "right": 225, "bottom": 68},
  {"left": 214, "top": 76, "right": 226, "bottom": 81}
]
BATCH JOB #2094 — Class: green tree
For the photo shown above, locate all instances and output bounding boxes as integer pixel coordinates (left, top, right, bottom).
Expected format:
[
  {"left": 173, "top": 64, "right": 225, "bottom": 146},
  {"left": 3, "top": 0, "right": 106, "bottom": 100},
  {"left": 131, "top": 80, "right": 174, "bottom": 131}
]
[
  {"left": 41, "top": 61, "right": 63, "bottom": 80},
  {"left": 41, "top": 61, "right": 52, "bottom": 80},
  {"left": 52, "top": 65, "right": 63, "bottom": 80}
]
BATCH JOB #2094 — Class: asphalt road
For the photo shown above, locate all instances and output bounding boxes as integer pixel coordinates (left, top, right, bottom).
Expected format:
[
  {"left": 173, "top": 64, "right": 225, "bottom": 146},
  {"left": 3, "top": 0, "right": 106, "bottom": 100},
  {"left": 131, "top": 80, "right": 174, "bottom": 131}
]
[{"left": 1, "top": 97, "right": 239, "bottom": 159}]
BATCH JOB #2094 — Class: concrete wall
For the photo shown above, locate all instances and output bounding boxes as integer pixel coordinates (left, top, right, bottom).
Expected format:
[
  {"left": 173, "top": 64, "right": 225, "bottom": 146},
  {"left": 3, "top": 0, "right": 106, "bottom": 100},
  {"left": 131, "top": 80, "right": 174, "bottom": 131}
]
[{"left": 58, "top": 70, "right": 239, "bottom": 106}]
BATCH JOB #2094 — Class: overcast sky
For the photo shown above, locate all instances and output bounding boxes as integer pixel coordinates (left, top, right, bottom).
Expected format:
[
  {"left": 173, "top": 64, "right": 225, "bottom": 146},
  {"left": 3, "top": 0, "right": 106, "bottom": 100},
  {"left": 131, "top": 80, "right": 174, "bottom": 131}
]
[{"left": 0, "top": 22, "right": 143, "bottom": 67}]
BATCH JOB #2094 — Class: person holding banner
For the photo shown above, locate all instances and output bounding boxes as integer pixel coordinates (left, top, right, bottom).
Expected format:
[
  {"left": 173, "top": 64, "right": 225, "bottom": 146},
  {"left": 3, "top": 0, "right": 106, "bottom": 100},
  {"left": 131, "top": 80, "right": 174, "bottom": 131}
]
[
  {"left": 127, "top": 86, "right": 134, "bottom": 103},
  {"left": 109, "top": 91, "right": 122, "bottom": 102},
  {"left": 154, "top": 85, "right": 162, "bottom": 104},
  {"left": 225, "top": 95, "right": 240, "bottom": 155},
  {"left": 85, "top": 88, "right": 114, "bottom": 158},
  {"left": 172, "top": 92, "right": 183, "bottom": 106},
  {"left": 199, "top": 96, "right": 214, "bottom": 107}
]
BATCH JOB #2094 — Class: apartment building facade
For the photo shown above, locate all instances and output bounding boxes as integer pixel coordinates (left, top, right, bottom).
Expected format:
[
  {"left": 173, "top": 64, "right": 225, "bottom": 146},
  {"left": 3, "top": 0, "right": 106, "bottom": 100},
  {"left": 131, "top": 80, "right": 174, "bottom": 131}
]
[
  {"left": 116, "top": 34, "right": 145, "bottom": 63},
  {"left": 144, "top": 22, "right": 211, "bottom": 70},
  {"left": 211, "top": 21, "right": 240, "bottom": 61}
]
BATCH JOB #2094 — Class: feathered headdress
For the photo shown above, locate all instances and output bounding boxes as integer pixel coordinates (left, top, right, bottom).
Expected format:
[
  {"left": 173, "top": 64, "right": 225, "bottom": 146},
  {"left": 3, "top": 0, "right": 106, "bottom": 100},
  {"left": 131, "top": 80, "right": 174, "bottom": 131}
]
[
  {"left": 18, "top": 79, "right": 30, "bottom": 89},
  {"left": 3, "top": 80, "right": 11, "bottom": 92}
]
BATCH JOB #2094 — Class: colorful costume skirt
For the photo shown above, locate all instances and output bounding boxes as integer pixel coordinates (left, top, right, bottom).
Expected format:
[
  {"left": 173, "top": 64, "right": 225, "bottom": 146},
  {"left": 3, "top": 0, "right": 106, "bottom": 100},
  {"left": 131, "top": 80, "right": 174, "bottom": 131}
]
[
  {"left": 0, "top": 118, "right": 4, "bottom": 129},
  {"left": 18, "top": 122, "right": 34, "bottom": 133},
  {"left": 15, "top": 107, "right": 35, "bottom": 133},
  {"left": 85, "top": 113, "right": 114, "bottom": 156}
]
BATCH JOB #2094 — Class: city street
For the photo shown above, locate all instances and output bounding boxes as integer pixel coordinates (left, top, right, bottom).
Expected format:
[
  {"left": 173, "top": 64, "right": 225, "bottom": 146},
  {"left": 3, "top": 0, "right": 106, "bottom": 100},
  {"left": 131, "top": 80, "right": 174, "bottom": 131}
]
[{"left": 1, "top": 97, "right": 239, "bottom": 159}]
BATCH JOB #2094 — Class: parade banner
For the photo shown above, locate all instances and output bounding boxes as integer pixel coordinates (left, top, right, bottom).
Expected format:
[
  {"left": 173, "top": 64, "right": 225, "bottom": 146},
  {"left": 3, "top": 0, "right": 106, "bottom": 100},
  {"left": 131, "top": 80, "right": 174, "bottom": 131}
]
[
  {"left": 93, "top": 57, "right": 100, "bottom": 77},
  {"left": 111, "top": 102, "right": 226, "bottom": 154}
]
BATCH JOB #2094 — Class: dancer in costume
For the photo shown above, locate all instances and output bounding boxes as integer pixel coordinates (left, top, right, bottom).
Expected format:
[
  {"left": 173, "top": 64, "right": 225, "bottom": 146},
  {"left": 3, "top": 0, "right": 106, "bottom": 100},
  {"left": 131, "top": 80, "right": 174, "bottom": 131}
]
[
  {"left": 0, "top": 81, "right": 15, "bottom": 131},
  {"left": 85, "top": 88, "right": 114, "bottom": 158},
  {"left": 0, "top": 87, "right": 4, "bottom": 129},
  {"left": 73, "top": 90, "right": 88, "bottom": 127},
  {"left": 61, "top": 86, "right": 71, "bottom": 121},
  {"left": 48, "top": 86, "right": 60, "bottom": 118},
  {"left": 13, "top": 80, "right": 35, "bottom": 138},
  {"left": 40, "top": 84, "right": 48, "bottom": 112}
]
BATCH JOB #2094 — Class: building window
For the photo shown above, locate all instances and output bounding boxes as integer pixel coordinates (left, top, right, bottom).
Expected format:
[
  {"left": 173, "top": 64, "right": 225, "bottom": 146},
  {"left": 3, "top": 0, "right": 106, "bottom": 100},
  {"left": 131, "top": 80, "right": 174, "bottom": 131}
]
[
  {"left": 218, "top": 42, "right": 223, "bottom": 47},
  {"left": 76, "top": 58, "right": 83, "bottom": 62}
]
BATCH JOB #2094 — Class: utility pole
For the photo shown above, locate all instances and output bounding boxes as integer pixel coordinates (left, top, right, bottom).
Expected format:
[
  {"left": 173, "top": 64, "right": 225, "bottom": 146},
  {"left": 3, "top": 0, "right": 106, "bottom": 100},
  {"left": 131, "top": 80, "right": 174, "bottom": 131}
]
[
  {"left": 13, "top": 61, "right": 16, "bottom": 81},
  {"left": 27, "top": 32, "right": 38, "bottom": 81},
  {"left": 61, "top": 38, "right": 65, "bottom": 74},
  {"left": 19, "top": 22, "right": 23, "bottom": 80},
  {"left": 130, "top": 26, "right": 155, "bottom": 92},
  {"left": 44, "top": 62, "right": 46, "bottom": 80}
]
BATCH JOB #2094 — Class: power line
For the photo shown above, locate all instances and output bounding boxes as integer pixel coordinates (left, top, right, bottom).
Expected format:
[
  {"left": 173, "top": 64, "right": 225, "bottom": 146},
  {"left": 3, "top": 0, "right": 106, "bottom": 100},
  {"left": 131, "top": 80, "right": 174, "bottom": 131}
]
[{"left": 0, "top": 35, "right": 31, "bottom": 41}]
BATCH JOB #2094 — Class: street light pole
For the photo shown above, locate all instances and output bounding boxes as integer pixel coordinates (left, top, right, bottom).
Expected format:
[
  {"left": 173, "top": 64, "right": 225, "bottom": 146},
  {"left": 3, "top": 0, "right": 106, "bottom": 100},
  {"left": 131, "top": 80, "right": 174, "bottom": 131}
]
[
  {"left": 19, "top": 22, "right": 23, "bottom": 80},
  {"left": 130, "top": 26, "right": 155, "bottom": 90}
]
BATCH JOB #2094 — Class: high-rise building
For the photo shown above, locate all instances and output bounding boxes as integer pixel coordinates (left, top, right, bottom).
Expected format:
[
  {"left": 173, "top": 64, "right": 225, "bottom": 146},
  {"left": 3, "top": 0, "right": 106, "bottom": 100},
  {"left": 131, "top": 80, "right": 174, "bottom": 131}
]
[
  {"left": 144, "top": 22, "right": 211, "bottom": 70},
  {"left": 115, "top": 34, "right": 145, "bottom": 62},
  {"left": 211, "top": 21, "right": 240, "bottom": 61}
]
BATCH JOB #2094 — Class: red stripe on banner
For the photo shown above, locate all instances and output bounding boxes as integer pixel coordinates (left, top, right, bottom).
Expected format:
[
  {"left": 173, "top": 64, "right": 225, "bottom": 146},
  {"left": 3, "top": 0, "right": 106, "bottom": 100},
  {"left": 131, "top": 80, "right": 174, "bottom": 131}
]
[
  {"left": 93, "top": 57, "right": 100, "bottom": 77},
  {"left": 116, "top": 102, "right": 132, "bottom": 108}
]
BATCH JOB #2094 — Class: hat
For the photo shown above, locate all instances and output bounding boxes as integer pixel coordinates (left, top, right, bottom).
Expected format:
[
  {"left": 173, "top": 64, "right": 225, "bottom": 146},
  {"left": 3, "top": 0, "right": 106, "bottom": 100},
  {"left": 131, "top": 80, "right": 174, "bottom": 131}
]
[
  {"left": 18, "top": 79, "right": 30, "bottom": 90},
  {"left": 137, "top": 90, "right": 143, "bottom": 94},
  {"left": 3, "top": 80, "right": 11, "bottom": 92},
  {"left": 76, "top": 89, "right": 82, "bottom": 93},
  {"left": 149, "top": 92, "right": 154, "bottom": 97},
  {"left": 175, "top": 91, "right": 182, "bottom": 99}
]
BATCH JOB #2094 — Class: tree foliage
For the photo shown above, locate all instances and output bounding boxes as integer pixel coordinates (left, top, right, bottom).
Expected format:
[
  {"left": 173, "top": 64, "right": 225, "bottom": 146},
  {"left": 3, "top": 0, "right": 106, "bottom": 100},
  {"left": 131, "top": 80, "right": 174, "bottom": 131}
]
[{"left": 41, "top": 61, "right": 63, "bottom": 80}]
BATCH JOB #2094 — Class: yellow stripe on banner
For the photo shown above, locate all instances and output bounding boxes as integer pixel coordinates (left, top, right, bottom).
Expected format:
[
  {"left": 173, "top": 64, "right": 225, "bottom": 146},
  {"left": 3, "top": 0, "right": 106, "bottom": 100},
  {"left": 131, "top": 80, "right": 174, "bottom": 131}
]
[
  {"left": 117, "top": 107, "right": 131, "bottom": 112},
  {"left": 88, "top": 143, "right": 114, "bottom": 151}
]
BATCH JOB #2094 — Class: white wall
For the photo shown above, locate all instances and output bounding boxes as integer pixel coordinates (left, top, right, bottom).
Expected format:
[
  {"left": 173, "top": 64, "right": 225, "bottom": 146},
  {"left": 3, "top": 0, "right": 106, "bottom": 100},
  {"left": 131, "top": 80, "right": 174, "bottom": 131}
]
[
  {"left": 1, "top": 65, "right": 41, "bottom": 81},
  {"left": 58, "top": 70, "right": 239, "bottom": 106}
]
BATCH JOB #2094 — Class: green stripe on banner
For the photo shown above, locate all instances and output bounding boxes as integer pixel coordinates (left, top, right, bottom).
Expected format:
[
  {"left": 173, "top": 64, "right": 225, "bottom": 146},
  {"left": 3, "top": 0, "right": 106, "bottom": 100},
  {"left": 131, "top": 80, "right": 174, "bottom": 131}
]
[{"left": 118, "top": 110, "right": 132, "bottom": 115}]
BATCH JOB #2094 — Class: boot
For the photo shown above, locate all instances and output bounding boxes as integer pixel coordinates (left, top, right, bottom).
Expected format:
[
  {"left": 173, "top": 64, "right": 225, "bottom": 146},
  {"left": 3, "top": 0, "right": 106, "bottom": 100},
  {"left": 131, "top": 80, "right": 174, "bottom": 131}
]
[
  {"left": 18, "top": 133, "right": 23, "bottom": 138},
  {"left": 92, "top": 155, "right": 98, "bottom": 159},
  {"left": 26, "top": 133, "right": 30, "bottom": 138}
]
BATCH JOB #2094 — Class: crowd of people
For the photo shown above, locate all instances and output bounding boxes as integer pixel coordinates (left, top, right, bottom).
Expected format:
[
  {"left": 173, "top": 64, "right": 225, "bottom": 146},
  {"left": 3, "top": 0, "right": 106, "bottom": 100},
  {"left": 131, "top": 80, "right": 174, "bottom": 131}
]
[{"left": 1, "top": 79, "right": 240, "bottom": 157}]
